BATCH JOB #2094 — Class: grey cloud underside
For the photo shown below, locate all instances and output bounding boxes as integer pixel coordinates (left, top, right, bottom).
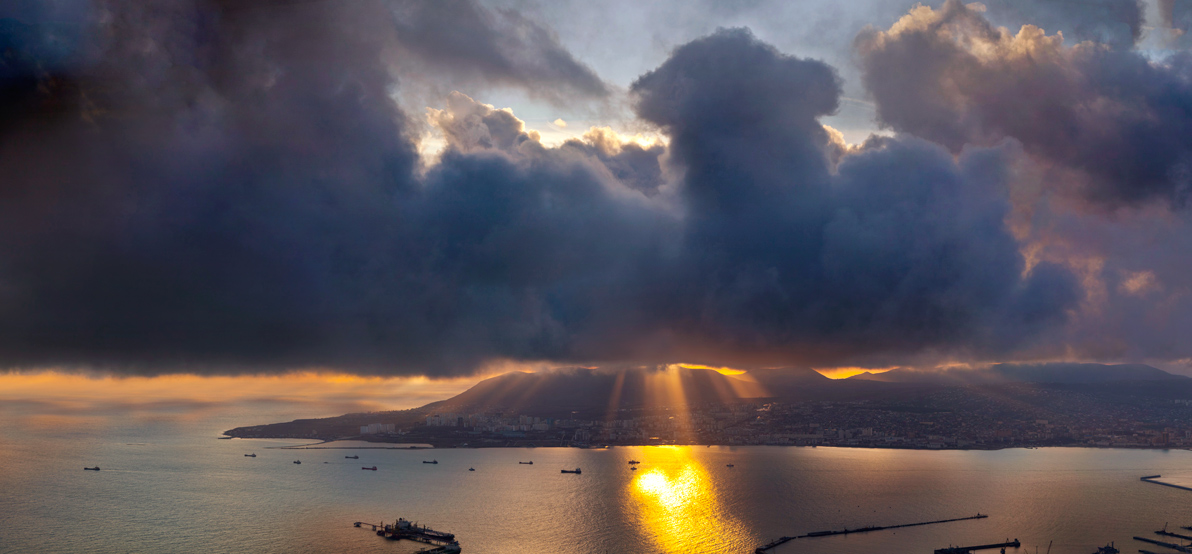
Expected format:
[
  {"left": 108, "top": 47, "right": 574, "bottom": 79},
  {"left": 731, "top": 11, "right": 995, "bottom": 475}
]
[
  {"left": 978, "top": 0, "right": 1143, "bottom": 48},
  {"left": 387, "top": 0, "right": 608, "bottom": 101},
  {"left": 0, "top": 2, "right": 1087, "bottom": 375}
]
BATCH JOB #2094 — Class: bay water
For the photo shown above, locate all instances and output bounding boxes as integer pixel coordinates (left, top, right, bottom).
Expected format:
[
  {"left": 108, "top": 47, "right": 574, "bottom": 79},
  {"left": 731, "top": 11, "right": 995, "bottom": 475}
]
[{"left": 3, "top": 406, "right": 1191, "bottom": 554}]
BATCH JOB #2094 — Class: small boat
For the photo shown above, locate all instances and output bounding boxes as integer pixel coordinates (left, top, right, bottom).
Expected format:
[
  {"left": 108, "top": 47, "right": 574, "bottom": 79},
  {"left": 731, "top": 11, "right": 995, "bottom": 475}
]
[
  {"left": 469, "top": 467, "right": 475, "bottom": 471},
  {"left": 345, "top": 455, "right": 358, "bottom": 459},
  {"left": 244, "top": 453, "right": 256, "bottom": 457},
  {"left": 422, "top": 460, "right": 438, "bottom": 464},
  {"left": 519, "top": 461, "right": 533, "bottom": 465},
  {"left": 627, "top": 460, "right": 640, "bottom": 464},
  {"left": 726, "top": 464, "right": 734, "bottom": 468},
  {"left": 294, "top": 460, "right": 301, "bottom": 464},
  {"left": 84, "top": 466, "right": 101, "bottom": 471},
  {"left": 561, "top": 467, "right": 582, "bottom": 474},
  {"left": 362, "top": 466, "right": 377, "bottom": 471}
]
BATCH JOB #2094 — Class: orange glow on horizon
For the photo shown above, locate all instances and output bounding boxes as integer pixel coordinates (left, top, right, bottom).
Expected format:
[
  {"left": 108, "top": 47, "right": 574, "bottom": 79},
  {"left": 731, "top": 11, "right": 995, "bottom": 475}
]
[
  {"left": 814, "top": 366, "right": 896, "bottom": 379},
  {"left": 0, "top": 371, "right": 482, "bottom": 414},
  {"left": 675, "top": 364, "right": 747, "bottom": 376}
]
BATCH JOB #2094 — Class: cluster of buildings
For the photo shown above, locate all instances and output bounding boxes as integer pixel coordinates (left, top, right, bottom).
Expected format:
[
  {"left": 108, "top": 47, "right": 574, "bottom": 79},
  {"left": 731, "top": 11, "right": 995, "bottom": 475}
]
[
  {"left": 359, "top": 423, "right": 397, "bottom": 435},
  {"left": 425, "top": 413, "right": 552, "bottom": 432},
  {"left": 229, "top": 381, "right": 1192, "bottom": 450},
  {"left": 397, "top": 384, "right": 1192, "bottom": 450}
]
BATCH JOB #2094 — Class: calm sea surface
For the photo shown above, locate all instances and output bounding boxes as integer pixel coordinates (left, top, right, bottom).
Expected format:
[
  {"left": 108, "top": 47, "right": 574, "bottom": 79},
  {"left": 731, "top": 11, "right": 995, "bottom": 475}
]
[{"left": 3, "top": 406, "right": 1192, "bottom": 554}]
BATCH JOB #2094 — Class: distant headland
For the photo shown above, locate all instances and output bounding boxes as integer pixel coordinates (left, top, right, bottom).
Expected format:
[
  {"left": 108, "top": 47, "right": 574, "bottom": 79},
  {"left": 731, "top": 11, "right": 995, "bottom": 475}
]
[{"left": 225, "top": 363, "right": 1192, "bottom": 451}]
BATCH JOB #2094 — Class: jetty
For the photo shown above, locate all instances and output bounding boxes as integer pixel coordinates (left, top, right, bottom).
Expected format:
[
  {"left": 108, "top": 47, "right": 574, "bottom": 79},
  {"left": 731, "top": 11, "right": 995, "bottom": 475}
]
[
  {"left": 1157, "top": 526, "right": 1192, "bottom": 541},
  {"left": 934, "top": 540, "right": 1021, "bottom": 554},
  {"left": 1134, "top": 536, "right": 1192, "bottom": 552},
  {"left": 754, "top": 513, "right": 989, "bottom": 553},
  {"left": 1141, "top": 475, "right": 1192, "bottom": 493}
]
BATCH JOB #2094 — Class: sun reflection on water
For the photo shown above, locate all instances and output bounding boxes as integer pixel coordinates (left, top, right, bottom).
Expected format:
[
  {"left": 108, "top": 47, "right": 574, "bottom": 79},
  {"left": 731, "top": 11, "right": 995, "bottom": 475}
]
[{"left": 628, "top": 447, "right": 750, "bottom": 553}]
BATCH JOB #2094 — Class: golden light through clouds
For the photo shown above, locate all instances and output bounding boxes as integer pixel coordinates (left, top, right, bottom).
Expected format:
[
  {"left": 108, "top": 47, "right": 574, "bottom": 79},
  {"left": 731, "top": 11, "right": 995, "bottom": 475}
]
[{"left": 814, "top": 366, "right": 896, "bottom": 379}]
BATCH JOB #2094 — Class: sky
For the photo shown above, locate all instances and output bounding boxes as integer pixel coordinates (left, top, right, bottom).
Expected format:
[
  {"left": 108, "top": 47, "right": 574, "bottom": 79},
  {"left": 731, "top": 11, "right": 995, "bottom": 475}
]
[{"left": 3, "top": 0, "right": 1192, "bottom": 394}]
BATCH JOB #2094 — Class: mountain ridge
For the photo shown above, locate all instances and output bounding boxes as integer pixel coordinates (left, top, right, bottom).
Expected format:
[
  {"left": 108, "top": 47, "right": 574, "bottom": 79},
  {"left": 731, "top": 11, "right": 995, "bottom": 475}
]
[
  {"left": 849, "top": 363, "right": 1183, "bottom": 385},
  {"left": 223, "top": 362, "right": 1189, "bottom": 439}
]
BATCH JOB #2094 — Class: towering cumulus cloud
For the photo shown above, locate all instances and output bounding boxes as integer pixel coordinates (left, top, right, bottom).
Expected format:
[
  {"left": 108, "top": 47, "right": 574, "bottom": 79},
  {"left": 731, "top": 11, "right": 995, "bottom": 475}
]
[
  {"left": 856, "top": 0, "right": 1192, "bottom": 206},
  {"left": 0, "top": 2, "right": 1078, "bottom": 375},
  {"left": 855, "top": 0, "right": 1192, "bottom": 367},
  {"left": 629, "top": 29, "right": 1076, "bottom": 366}
]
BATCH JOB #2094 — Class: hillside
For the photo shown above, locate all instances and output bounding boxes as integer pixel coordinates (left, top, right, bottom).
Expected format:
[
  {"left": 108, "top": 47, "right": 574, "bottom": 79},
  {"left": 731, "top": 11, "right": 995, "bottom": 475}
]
[{"left": 224, "top": 363, "right": 1192, "bottom": 440}]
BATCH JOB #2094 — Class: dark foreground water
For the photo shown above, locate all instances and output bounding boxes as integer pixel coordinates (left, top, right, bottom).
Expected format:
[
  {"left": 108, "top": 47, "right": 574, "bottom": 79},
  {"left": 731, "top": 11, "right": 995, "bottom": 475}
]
[{"left": 3, "top": 408, "right": 1191, "bottom": 554}]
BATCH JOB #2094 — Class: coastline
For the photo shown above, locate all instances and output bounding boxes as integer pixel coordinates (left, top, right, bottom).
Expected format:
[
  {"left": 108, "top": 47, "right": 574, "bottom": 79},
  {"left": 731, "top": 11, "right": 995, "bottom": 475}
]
[{"left": 225, "top": 435, "right": 1192, "bottom": 453}]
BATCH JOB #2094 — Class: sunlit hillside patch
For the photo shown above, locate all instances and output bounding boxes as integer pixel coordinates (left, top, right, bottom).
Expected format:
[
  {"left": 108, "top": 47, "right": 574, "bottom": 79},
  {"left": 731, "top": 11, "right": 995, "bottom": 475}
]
[{"left": 813, "top": 366, "right": 897, "bottom": 380}]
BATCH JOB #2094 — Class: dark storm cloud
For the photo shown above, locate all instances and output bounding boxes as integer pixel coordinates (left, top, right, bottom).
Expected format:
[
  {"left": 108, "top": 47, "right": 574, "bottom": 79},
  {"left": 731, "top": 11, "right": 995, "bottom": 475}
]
[
  {"left": 0, "top": 3, "right": 1079, "bottom": 375},
  {"left": 0, "top": 0, "right": 658, "bottom": 375},
  {"left": 0, "top": 0, "right": 422, "bottom": 371},
  {"left": 856, "top": 0, "right": 1192, "bottom": 207},
  {"left": 622, "top": 29, "right": 1078, "bottom": 365}
]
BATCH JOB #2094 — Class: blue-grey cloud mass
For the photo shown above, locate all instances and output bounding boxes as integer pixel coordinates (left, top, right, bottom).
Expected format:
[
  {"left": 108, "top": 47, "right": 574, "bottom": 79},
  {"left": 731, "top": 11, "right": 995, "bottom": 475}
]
[{"left": 0, "top": 0, "right": 1184, "bottom": 375}]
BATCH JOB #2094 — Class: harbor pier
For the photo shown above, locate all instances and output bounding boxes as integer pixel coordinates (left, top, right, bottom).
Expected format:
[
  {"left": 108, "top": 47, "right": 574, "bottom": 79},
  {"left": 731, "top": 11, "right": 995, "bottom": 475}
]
[
  {"left": 755, "top": 514, "right": 990, "bottom": 553},
  {"left": 934, "top": 539, "right": 1021, "bottom": 553}
]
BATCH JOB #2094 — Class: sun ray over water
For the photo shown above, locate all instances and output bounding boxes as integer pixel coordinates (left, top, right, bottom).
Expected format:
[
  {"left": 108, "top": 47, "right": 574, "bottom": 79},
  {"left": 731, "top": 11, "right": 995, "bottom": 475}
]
[{"left": 626, "top": 446, "right": 750, "bottom": 552}]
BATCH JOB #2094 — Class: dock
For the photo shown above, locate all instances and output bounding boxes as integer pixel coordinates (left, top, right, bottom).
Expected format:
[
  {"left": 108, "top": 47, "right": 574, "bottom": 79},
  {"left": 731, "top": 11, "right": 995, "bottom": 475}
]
[
  {"left": 1141, "top": 475, "right": 1192, "bottom": 493},
  {"left": 755, "top": 514, "right": 989, "bottom": 553},
  {"left": 1134, "top": 536, "right": 1192, "bottom": 552},
  {"left": 934, "top": 540, "right": 1021, "bottom": 554},
  {"left": 355, "top": 518, "right": 460, "bottom": 552}
]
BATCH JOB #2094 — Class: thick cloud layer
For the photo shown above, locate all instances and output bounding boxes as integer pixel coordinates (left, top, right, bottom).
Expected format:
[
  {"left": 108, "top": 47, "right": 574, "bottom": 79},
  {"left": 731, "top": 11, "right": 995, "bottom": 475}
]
[
  {"left": 0, "top": 0, "right": 665, "bottom": 374},
  {"left": 3, "top": 0, "right": 1169, "bottom": 377},
  {"left": 857, "top": 0, "right": 1192, "bottom": 207}
]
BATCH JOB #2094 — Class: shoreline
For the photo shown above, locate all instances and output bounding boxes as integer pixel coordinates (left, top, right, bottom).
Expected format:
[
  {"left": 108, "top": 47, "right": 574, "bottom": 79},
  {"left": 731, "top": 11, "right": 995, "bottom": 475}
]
[{"left": 224, "top": 436, "right": 1192, "bottom": 453}]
